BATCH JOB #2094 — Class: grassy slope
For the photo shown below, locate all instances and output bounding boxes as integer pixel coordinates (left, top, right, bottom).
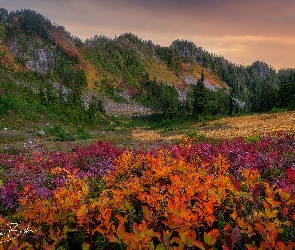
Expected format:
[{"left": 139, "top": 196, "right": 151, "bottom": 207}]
[
  {"left": 0, "top": 44, "right": 27, "bottom": 71},
  {"left": 48, "top": 27, "right": 107, "bottom": 89},
  {"left": 144, "top": 59, "right": 182, "bottom": 86},
  {"left": 1, "top": 108, "right": 295, "bottom": 152},
  {"left": 127, "top": 111, "right": 294, "bottom": 144}
]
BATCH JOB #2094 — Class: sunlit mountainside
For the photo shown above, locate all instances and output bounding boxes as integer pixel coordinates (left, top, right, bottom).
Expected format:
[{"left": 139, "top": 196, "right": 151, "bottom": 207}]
[{"left": 1, "top": 8, "right": 294, "bottom": 118}]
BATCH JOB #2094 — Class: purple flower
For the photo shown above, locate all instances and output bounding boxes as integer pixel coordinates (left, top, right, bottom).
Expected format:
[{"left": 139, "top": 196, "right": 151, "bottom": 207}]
[{"left": 1, "top": 181, "right": 18, "bottom": 208}]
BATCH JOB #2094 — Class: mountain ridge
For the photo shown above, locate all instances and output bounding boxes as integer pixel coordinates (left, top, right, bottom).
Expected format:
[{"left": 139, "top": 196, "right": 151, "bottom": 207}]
[{"left": 0, "top": 8, "right": 294, "bottom": 118}]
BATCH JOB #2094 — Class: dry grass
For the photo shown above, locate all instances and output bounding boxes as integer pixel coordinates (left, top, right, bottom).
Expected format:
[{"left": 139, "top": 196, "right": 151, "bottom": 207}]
[
  {"left": 187, "top": 63, "right": 226, "bottom": 88},
  {"left": 198, "top": 111, "right": 295, "bottom": 140},
  {"left": 2, "top": 111, "right": 295, "bottom": 153},
  {"left": 131, "top": 111, "right": 295, "bottom": 143},
  {"left": 0, "top": 45, "right": 26, "bottom": 71},
  {"left": 131, "top": 128, "right": 161, "bottom": 141},
  {"left": 48, "top": 27, "right": 109, "bottom": 89},
  {"left": 0, "top": 130, "right": 27, "bottom": 143},
  {"left": 144, "top": 59, "right": 182, "bottom": 86}
]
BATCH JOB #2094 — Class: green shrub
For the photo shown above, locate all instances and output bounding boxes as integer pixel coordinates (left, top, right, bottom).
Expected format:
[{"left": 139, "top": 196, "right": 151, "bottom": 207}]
[
  {"left": 244, "top": 135, "right": 260, "bottom": 143},
  {"left": 77, "top": 127, "right": 91, "bottom": 140},
  {"left": 55, "top": 130, "right": 75, "bottom": 142},
  {"left": 184, "top": 130, "right": 205, "bottom": 141},
  {"left": 44, "top": 124, "right": 65, "bottom": 136}
]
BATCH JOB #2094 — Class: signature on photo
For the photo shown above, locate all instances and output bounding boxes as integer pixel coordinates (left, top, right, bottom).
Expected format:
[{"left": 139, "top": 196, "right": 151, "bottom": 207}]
[{"left": 0, "top": 223, "right": 36, "bottom": 244}]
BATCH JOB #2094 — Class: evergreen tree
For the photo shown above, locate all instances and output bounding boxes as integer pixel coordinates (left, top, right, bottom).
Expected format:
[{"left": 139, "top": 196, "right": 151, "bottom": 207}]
[
  {"left": 252, "top": 81, "right": 277, "bottom": 113},
  {"left": 192, "top": 70, "right": 206, "bottom": 116},
  {"left": 229, "top": 88, "right": 235, "bottom": 115},
  {"left": 279, "top": 73, "right": 295, "bottom": 109}
]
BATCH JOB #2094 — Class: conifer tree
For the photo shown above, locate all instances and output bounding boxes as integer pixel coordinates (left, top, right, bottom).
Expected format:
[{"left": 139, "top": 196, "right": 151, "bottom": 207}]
[
  {"left": 279, "top": 73, "right": 295, "bottom": 109},
  {"left": 192, "top": 70, "right": 206, "bottom": 116},
  {"left": 229, "top": 88, "right": 235, "bottom": 115}
]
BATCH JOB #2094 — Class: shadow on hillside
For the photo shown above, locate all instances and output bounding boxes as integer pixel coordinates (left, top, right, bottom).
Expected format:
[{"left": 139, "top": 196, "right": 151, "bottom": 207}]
[{"left": 130, "top": 113, "right": 193, "bottom": 130}]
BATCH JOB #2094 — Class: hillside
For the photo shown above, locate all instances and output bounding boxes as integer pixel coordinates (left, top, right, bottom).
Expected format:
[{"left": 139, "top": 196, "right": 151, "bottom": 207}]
[
  {"left": 0, "top": 9, "right": 226, "bottom": 112},
  {"left": 0, "top": 8, "right": 295, "bottom": 122}
]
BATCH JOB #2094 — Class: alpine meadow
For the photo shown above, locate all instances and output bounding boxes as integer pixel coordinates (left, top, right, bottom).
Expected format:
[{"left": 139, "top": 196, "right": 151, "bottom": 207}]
[{"left": 1, "top": 8, "right": 295, "bottom": 250}]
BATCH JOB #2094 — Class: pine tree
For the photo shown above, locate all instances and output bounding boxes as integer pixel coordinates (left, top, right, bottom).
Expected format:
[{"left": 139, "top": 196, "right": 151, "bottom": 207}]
[
  {"left": 279, "top": 73, "right": 295, "bottom": 109},
  {"left": 229, "top": 88, "right": 235, "bottom": 115},
  {"left": 192, "top": 70, "right": 206, "bottom": 117}
]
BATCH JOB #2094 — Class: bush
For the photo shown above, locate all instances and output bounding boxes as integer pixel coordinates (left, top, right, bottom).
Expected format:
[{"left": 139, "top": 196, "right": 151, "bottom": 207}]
[
  {"left": 77, "top": 127, "right": 91, "bottom": 140},
  {"left": 55, "top": 130, "right": 75, "bottom": 142}
]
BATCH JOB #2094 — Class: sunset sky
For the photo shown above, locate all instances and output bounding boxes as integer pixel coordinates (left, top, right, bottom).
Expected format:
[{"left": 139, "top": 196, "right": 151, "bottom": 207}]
[{"left": 2, "top": 0, "right": 295, "bottom": 70}]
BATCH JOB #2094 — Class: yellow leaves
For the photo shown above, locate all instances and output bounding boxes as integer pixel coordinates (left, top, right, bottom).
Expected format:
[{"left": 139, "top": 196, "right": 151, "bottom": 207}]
[
  {"left": 241, "top": 168, "right": 261, "bottom": 186},
  {"left": 260, "top": 201, "right": 278, "bottom": 219},
  {"left": 132, "top": 221, "right": 154, "bottom": 240},
  {"left": 204, "top": 229, "right": 220, "bottom": 246},
  {"left": 237, "top": 217, "right": 248, "bottom": 230},
  {"left": 166, "top": 200, "right": 191, "bottom": 219},
  {"left": 278, "top": 189, "right": 290, "bottom": 201},
  {"left": 179, "top": 230, "right": 196, "bottom": 247},
  {"left": 76, "top": 204, "right": 88, "bottom": 224},
  {"left": 82, "top": 242, "right": 91, "bottom": 250},
  {"left": 144, "top": 59, "right": 182, "bottom": 87},
  {"left": 142, "top": 206, "right": 152, "bottom": 221},
  {"left": 179, "top": 230, "right": 205, "bottom": 249},
  {"left": 265, "top": 198, "right": 281, "bottom": 208},
  {"left": 116, "top": 215, "right": 126, "bottom": 241}
]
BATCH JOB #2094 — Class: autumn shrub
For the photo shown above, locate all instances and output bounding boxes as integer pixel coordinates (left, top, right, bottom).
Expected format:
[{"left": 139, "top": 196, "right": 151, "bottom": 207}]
[{"left": 0, "top": 136, "right": 295, "bottom": 249}]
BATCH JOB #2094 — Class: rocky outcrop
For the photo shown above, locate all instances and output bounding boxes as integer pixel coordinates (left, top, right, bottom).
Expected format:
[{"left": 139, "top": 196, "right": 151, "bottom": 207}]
[
  {"left": 248, "top": 61, "right": 276, "bottom": 81},
  {"left": 183, "top": 75, "right": 218, "bottom": 92},
  {"left": 26, "top": 48, "right": 53, "bottom": 74},
  {"left": 9, "top": 39, "right": 53, "bottom": 74},
  {"left": 102, "top": 97, "right": 153, "bottom": 117}
]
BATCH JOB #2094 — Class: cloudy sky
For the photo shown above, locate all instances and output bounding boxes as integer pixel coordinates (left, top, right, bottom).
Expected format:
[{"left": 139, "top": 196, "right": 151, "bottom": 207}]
[{"left": 2, "top": 0, "right": 295, "bottom": 69}]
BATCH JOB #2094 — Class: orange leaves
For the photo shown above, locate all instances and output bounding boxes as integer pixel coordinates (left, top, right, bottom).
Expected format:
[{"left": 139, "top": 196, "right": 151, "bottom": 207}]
[
  {"left": 115, "top": 215, "right": 155, "bottom": 249},
  {"left": 226, "top": 174, "right": 295, "bottom": 250},
  {"left": 116, "top": 215, "right": 126, "bottom": 241},
  {"left": 211, "top": 153, "right": 231, "bottom": 175},
  {"left": 254, "top": 221, "right": 283, "bottom": 249},
  {"left": 179, "top": 230, "right": 205, "bottom": 249},
  {"left": 204, "top": 229, "right": 220, "bottom": 246},
  {"left": 97, "top": 148, "right": 236, "bottom": 248},
  {"left": 3, "top": 142, "right": 295, "bottom": 249},
  {"left": 166, "top": 199, "right": 192, "bottom": 220},
  {"left": 76, "top": 204, "right": 89, "bottom": 224},
  {"left": 142, "top": 206, "right": 152, "bottom": 221},
  {"left": 241, "top": 168, "right": 261, "bottom": 186},
  {"left": 16, "top": 168, "right": 91, "bottom": 248},
  {"left": 262, "top": 201, "right": 279, "bottom": 219}
]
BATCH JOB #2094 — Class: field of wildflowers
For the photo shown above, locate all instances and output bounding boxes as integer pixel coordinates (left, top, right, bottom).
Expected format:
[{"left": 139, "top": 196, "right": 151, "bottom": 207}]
[{"left": 0, "top": 132, "right": 295, "bottom": 249}]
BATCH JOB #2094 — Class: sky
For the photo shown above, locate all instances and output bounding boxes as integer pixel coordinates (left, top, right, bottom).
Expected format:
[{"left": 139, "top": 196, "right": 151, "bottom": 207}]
[{"left": 2, "top": 0, "right": 295, "bottom": 70}]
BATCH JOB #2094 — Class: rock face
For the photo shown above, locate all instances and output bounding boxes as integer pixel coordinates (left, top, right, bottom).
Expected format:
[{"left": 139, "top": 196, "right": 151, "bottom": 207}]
[
  {"left": 102, "top": 97, "right": 153, "bottom": 117},
  {"left": 248, "top": 61, "right": 276, "bottom": 81},
  {"left": 9, "top": 39, "right": 53, "bottom": 74},
  {"left": 26, "top": 48, "right": 53, "bottom": 74},
  {"left": 183, "top": 75, "right": 218, "bottom": 92}
]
